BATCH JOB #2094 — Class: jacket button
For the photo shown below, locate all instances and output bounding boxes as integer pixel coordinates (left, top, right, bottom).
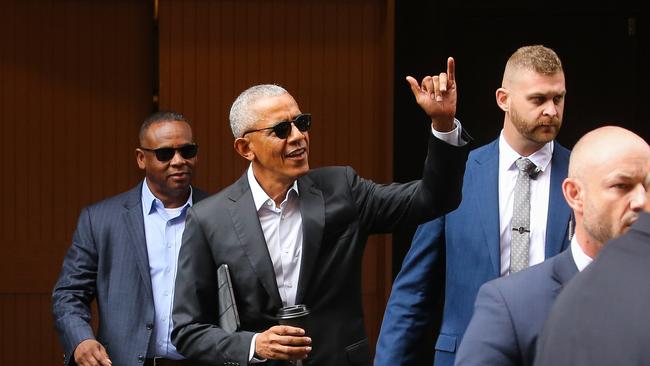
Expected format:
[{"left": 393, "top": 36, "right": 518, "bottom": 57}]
[
  {"left": 146, "top": 323, "right": 153, "bottom": 330},
  {"left": 138, "top": 355, "right": 145, "bottom": 363}
]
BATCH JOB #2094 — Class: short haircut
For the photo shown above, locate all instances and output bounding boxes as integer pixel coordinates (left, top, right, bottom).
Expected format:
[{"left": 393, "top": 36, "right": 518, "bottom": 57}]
[
  {"left": 139, "top": 110, "right": 190, "bottom": 144},
  {"left": 229, "top": 84, "right": 288, "bottom": 138},
  {"left": 502, "top": 45, "right": 563, "bottom": 85}
]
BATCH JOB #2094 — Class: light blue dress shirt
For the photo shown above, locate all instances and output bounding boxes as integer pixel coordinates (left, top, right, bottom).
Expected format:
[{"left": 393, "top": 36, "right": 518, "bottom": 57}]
[{"left": 141, "top": 179, "right": 193, "bottom": 359}]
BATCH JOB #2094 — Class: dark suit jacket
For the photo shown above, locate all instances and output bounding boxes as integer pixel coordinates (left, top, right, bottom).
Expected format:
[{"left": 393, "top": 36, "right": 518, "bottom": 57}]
[
  {"left": 52, "top": 183, "right": 207, "bottom": 366},
  {"left": 171, "top": 136, "right": 469, "bottom": 366},
  {"left": 375, "top": 139, "right": 571, "bottom": 366},
  {"left": 535, "top": 212, "right": 650, "bottom": 366},
  {"left": 456, "top": 248, "right": 578, "bottom": 366}
]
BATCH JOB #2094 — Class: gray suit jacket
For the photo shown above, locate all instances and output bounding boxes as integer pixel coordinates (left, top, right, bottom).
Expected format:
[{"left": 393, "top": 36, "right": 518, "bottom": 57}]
[
  {"left": 456, "top": 248, "right": 577, "bottom": 366},
  {"left": 535, "top": 212, "right": 650, "bottom": 366},
  {"left": 52, "top": 182, "right": 207, "bottom": 366},
  {"left": 172, "top": 136, "right": 469, "bottom": 366}
]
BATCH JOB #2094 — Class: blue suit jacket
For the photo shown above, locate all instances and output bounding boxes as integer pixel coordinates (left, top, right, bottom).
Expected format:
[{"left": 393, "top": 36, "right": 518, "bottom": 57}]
[
  {"left": 375, "top": 139, "right": 571, "bottom": 366},
  {"left": 456, "top": 248, "right": 578, "bottom": 366},
  {"left": 52, "top": 183, "right": 207, "bottom": 366}
]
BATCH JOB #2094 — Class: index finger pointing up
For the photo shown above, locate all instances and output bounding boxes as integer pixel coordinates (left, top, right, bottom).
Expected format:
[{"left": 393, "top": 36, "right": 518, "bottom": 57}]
[{"left": 447, "top": 57, "right": 456, "bottom": 82}]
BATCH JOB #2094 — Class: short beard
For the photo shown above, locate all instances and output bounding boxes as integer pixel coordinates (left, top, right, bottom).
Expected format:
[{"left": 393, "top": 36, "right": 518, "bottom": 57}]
[{"left": 510, "top": 107, "right": 561, "bottom": 145}]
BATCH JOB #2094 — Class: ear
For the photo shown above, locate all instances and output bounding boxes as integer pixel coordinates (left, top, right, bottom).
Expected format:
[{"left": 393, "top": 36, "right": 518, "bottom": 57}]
[
  {"left": 136, "top": 148, "right": 146, "bottom": 170},
  {"left": 562, "top": 178, "right": 584, "bottom": 214},
  {"left": 496, "top": 87, "right": 510, "bottom": 112},
  {"left": 234, "top": 137, "right": 255, "bottom": 162}
]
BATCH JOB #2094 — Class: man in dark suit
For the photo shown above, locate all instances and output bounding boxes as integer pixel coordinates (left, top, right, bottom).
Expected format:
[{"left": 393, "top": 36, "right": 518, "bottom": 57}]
[
  {"left": 172, "top": 59, "right": 470, "bottom": 366},
  {"left": 52, "top": 111, "right": 207, "bottom": 366},
  {"left": 535, "top": 163, "right": 650, "bottom": 365},
  {"left": 455, "top": 126, "right": 650, "bottom": 366},
  {"left": 376, "top": 45, "right": 570, "bottom": 366}
]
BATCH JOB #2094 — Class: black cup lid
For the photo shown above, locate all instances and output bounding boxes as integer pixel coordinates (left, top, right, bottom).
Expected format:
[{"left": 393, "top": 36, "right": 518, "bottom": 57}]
[{"left": 276, "top": 304, "right": 310, "bottom": 318}]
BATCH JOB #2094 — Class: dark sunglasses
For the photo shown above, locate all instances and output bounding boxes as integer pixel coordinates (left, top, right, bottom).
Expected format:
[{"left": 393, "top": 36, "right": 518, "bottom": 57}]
[
  {"left": 242, "top": 113, "right": 311, "bottom": 139},
  {"left": 140, "top": 144, "right": 198, "bottom": 162}
]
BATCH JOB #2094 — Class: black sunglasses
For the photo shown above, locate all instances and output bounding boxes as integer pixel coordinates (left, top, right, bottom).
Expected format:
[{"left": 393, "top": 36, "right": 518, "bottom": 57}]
[
  {"left": 242, "top": 113, "right": 311, "bottom": 139},
  {"left": 140, "top": 144, "right": 198, "bottom": 162}
]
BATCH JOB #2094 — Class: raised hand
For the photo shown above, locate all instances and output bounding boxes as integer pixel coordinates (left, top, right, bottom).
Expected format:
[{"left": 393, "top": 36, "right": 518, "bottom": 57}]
[{"left": 407, "top": 57, "right": 457, "bottom": 132}]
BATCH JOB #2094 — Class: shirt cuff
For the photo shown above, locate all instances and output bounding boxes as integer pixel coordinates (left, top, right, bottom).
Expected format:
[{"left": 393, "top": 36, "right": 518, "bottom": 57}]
[
  {"left": 431, "top": 119, "right": 467, "bottom": 146},
  {"left": 249, "top": 333, "right": 267, "bottom": 363}
]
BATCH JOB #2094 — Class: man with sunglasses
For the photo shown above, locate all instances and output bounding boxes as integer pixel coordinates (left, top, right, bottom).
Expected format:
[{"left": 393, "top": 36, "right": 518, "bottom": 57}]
[
  {"left": 53, "top": 111, "right": 207, "bottom": 366},
  {"left": 172, "top": 61, "right": 470, "bottom": 366}
]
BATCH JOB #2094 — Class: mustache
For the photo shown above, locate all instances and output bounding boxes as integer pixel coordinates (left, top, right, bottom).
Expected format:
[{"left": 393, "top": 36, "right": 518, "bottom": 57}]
[{"left": 536, "top": 116, "right": 561, "bottom": 126}]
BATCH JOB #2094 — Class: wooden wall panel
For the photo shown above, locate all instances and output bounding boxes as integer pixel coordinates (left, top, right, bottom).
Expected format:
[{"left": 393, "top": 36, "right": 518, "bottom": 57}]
[
  {"left": 0, "top": 0, "right": 153, "bottom": 363},
  {"left": 159, "top": 0, "right": 395, "bottom": 354}
]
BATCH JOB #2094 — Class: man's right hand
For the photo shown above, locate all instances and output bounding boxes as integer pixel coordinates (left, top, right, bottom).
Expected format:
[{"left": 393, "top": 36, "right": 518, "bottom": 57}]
[
  {"left": 73, "top": 339, "right": 112, "bottom": 366},
  {"left": 255, "top": 325, "right": 312, "bottom": 361}
]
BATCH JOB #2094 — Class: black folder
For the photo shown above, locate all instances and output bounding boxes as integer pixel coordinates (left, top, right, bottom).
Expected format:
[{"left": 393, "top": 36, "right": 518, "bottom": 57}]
[{"left": 217, "top": 263, "right": 240, "bottom": 333}]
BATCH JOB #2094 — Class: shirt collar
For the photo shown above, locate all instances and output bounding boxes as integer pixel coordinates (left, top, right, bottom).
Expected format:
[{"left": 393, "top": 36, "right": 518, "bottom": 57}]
[
  {"left": 498, "top": 131, "right": 554, "bottom": 174},
  {"left": 247, "top": 164, "right": 299, "bottom": 211},
  {"left": 141, "top": 178, "right": 193, "bottom": 215},
  {"left": 570, "top": 234, "right": 594, "bottom": 272}
]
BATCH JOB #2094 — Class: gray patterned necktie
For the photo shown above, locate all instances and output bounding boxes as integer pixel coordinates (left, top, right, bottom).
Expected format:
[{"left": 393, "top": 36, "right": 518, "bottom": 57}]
[{"left": 511, "top": 157, "right": 536, "bottom": 273}]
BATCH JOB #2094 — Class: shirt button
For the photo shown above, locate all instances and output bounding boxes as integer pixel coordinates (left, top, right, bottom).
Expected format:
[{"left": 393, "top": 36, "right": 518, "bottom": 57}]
[{"left": 146, "top": 323, "right": 153, "bottom": 330}]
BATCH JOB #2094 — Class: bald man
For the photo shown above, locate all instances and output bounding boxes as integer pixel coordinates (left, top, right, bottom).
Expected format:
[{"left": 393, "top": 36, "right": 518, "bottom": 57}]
[{"left": 455, "top": 126, "right": 650, "bottom": 366}]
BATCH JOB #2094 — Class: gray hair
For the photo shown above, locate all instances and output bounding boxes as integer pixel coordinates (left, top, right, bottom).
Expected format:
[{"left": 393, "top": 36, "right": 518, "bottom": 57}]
[{"left": 229, "top": 84, "right": 288, "bottom": 138}]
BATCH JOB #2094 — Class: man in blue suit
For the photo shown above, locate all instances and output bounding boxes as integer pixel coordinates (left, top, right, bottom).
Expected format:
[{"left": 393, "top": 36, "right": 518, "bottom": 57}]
[
  {"left": 376, "top": 45, "right": 571, "bottom": 366},
  {"left": 52, "top": 111, "right": 207, "bottom": 366},
  {"left": 456, "top": 126, "right": 650, "bottom": 366}
]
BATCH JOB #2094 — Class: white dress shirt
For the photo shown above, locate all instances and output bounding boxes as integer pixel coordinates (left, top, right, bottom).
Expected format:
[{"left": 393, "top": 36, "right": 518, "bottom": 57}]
[
  {"left": 498, "top": 133, "right": 554, "bottom": 276},
  {"left": 247, "top": 165, "right": 303, "bottom": 308},
  {"left": 570, "top": 235, "right": 594, "bottom": 272}
]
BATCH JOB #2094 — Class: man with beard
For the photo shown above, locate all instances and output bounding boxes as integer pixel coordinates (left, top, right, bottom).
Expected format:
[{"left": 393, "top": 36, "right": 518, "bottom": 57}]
[
  {"left": 376, "top": 45, "right": 571, "bottom": 366},
  {"left": 455, "top": 126, "right": 650, "bottom": 366}
]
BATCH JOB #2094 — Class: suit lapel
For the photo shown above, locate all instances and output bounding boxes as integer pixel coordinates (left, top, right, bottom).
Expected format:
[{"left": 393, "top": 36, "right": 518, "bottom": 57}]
[
  {"left": 474, "top": 140, "right": 501, "bottom": 276},
  {"left": 228, "top": 174, "right": 283, "bottom": 308},
  {"left": 295, "top": 175, "right": 324, "bottom": 304},
  {"left": 545, "top": 143, "right": 572, "bottom": 258},
  {"left": 123, "top": 183, "right": 153, "bottom": 299},
  {"left": 551, "top": 249, "right": 579, "bottom": 293}
]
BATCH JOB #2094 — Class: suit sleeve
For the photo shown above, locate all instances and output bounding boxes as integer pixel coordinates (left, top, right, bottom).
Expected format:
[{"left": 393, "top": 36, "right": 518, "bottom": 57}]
[
  {"left": 375, "top": 218, "right": 446, "bottom": 366},
  {"left": 351, "top": 135, "right": 469, "bottom": 234},
  {"left": 51, "top": 208, "right": 99, "bottom": 366},
  {"left": 455, "top": 281, "right": 518, "bottom": 366},
  {"left": 172, "top": 208, "right": 256, "bottom": 365}
]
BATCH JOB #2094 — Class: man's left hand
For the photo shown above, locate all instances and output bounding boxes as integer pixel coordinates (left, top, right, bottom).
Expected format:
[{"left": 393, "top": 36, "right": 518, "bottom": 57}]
[{"left": 406, "top": 57, "right": 457, "bottom": 132}]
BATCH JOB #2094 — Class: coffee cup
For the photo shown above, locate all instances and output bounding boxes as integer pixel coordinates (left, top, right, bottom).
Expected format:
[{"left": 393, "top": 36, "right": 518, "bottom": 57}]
[{"left": 276, "top": 304, "right": 310, "bottom": 335}]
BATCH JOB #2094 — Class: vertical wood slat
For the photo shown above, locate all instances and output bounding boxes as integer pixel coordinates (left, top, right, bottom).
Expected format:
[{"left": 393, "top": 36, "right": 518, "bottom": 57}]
[
  {"left": 0, "top": 1, "right": 153, "bottom": 365},
  {"left": 0, "top": 294, "right": 62, "bottom": 364},
  {"left": 158, "top": 0, "right": 394, "bottom": 355}
]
